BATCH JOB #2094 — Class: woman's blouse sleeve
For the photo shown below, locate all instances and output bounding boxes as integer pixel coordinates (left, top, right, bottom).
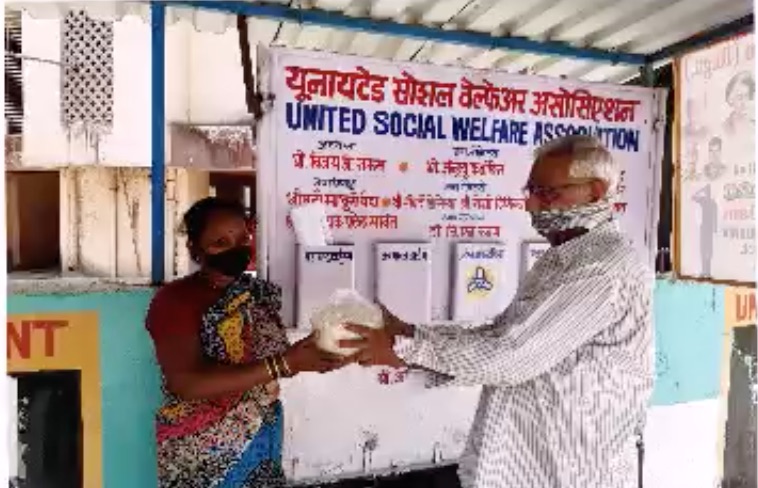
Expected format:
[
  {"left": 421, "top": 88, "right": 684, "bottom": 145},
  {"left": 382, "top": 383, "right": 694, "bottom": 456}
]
[{"left": 146, "top": 285, "right": 203, "bottom": 341}]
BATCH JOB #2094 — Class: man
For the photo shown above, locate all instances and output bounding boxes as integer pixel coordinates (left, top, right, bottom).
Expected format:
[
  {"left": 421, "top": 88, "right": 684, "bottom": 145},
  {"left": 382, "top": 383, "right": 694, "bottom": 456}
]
[
  {"left": 692, "top": 184, "right": 717, "bottom": 277},
  {"left": 342, "top": 135, "right": 655, "bottom": 488},
  {"left": 703, "top": 137, "right": 727, "bottom": 182}
]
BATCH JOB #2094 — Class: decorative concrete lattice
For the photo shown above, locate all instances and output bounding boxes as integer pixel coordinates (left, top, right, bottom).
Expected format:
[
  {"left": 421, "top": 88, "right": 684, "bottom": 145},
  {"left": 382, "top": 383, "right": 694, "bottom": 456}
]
[{"left": 61, "top": 10, "right": 114, "bottom": 140}]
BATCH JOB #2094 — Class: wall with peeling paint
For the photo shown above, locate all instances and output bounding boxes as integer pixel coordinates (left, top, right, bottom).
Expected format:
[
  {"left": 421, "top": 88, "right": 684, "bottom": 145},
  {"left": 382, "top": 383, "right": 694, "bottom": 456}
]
[
  {"left": 16, "top": 15, "right": 247, "bottom": 281},
  {"left": 20, "top": 14, "right": 250, "bottom": 168},
  {"left": 187, "top": 25, "right": 249, "bottom": 124},
  {"left": 652, "top": 279, "right": 725, "bottom": 405},
  {"left": 6, "top": 279, "right": 737, "bottom": 487},
  {"left": 50, "top": 166, "right": 209, "bottom": 279},
  {"left": 20, "top": 13, "right": 192, "bottom": 167}
]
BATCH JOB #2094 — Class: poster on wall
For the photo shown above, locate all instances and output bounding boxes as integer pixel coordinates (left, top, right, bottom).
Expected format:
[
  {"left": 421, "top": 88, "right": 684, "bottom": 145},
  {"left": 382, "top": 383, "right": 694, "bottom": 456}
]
[
  {"left": 452, "top": 243, "right": 509, "bottom": 323},
  {"left": 676, "top": 33, "right": 755, "bottom": 283},
  {"left": 375, "top": 243, "right": 433, "bottom": 324},
  {"left": 296, "top": 245, "right": 356, "bottom": 327},
  {"left": 720, "top": 287, "right": 757, "bottom": 487},
  {"left": 257, "top": 47, "right": 666, "bottom": 326}
]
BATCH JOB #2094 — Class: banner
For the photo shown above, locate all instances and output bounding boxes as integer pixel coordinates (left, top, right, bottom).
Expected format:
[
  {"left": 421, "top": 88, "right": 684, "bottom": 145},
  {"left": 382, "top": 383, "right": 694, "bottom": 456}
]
[
  {"left": 258, "top": 48, "right": 665, "bottom": 326},
  {"left": 677, "top": 33, "right": 755, "bottom": 283},
  {"left": 724, "top": 287, "right": 756, "bottom": 328}
]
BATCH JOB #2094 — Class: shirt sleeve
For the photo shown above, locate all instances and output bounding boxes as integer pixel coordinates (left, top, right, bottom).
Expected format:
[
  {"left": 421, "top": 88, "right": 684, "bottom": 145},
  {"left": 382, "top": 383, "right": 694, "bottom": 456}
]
[{"left": 394, "top": 268, "right": 627, "bottom": 387}]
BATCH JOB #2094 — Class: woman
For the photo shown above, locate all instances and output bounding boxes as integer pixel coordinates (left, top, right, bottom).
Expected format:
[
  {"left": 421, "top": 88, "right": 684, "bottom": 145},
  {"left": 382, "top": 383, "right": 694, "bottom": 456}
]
[
  {"left": 146, "top": 197, "right": 343, "bottom": 487},
  {"left": 724, "top": 70, "right": 755, "bottom": 136}
]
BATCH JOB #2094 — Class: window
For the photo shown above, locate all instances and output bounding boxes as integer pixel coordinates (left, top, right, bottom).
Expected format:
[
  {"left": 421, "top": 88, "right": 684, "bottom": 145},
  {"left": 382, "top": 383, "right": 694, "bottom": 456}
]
[
  {"left": 6, "top": 171, "right": 61, "bottom": 274},
  {"left": 11, "top": 370, "right": 83, "bottom": 488},
  {"left": 210, "top": 171, "right": 256, "bottom": 217}
]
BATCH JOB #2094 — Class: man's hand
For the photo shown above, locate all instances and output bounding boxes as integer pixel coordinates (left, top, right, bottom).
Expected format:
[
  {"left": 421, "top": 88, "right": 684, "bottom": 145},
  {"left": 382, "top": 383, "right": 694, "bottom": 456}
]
[
  {"left": 285, "top": 334, "right": 348, "bottom": 374},
  {"left": 378, "top": 302, "right": 414, "bottom": 338},
  {"left": 338, "top": 324, "right": 406, "bottom": 368}
]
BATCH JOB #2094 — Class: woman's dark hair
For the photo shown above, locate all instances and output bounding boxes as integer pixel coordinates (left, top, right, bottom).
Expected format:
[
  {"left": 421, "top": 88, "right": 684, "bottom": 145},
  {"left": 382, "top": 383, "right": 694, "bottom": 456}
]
[{"left": 182, "top": 197, "right": 247, "bottom": 244}]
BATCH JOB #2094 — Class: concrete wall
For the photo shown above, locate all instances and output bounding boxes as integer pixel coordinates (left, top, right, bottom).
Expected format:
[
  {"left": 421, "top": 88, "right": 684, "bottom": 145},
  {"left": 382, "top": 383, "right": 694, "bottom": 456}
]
[
  {"left": 20, "top": 13, "right": 249, "bottom": 168},
  {"left": 645, "top": 280, "right": 727, "bottom": 488},
  {"left": 16, "top": 11, "right": 235, "bottom": 279},
  {"left": 20, "top": 12, "right": 191, "bottom": 167},
  {"left": 6, "top": 279, "right": 740, "bottom": 488},
  {"left": 7, "top": 166, "right": 210, "bottom": 280}
]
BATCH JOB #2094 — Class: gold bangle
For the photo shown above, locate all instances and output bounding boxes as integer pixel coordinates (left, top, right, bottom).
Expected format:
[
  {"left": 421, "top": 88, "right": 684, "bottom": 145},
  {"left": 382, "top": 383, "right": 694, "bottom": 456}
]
[
  {"left": 270, "top": 356, "right": 282, "bottom": 379},
  {"left": 278, "top": 355, "right": 292, "bottom": 377},
  {"left": 264, "top": 357, "right": 276, "bottom": 380}
]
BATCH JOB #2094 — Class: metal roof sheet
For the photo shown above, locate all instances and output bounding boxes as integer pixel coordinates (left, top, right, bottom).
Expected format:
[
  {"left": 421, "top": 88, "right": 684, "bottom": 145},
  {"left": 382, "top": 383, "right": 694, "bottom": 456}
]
[{"left": 7, "top": 0, "right": 754, "bottom": 83}]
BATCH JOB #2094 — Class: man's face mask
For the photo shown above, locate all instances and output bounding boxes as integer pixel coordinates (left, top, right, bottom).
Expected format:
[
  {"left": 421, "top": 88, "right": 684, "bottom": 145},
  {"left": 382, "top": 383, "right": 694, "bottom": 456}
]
[
  {"left": 204, "top": 246, "right": 251, "bottom": 277},
  {"left": 529, "top": 200, "right": 613, "bottom": 237}
]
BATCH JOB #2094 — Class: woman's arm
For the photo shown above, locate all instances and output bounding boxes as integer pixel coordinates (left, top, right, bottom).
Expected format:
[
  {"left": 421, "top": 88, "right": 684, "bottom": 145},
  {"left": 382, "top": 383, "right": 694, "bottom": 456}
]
[
  {"left": 148, "top": 287, "right": 341, "bottom": 401},
  {"left": 155, "top": 334, "right": 276, "bottom": 401},
  {"left": 155, "top": 329, "right": 341, "bottom": 401}
]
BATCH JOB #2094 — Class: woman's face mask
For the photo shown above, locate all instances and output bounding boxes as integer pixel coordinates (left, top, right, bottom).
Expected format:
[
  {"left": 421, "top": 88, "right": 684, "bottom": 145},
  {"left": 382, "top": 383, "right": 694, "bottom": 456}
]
[
  {"left": 196, "top": 210, "right": 253, "bottom": 278},
  {"left": 204, "top": 246, "right": 252, "bottom": 278}
]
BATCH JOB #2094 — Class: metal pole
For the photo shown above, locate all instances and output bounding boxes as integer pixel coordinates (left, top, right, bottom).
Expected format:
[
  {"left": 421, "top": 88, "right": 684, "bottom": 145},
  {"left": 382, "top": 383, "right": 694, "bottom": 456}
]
[
  {"left": 641, "top": 63, "right": 655, "bottom": 88},
  {"left": 637, "top": 63, "right": 654, "bottom": 488},
  {"left": 150, "top": 1, "right": 166, "bottom": 285},
  {"left": 4, "top": 51, "right": 80, "bottom": 70}
]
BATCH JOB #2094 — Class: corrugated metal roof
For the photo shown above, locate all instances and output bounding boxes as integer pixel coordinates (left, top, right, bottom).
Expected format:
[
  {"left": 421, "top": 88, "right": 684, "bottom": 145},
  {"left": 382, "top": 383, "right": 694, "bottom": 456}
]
[{"left": 7, "top": 0, "right": 754, "bottom": 84}]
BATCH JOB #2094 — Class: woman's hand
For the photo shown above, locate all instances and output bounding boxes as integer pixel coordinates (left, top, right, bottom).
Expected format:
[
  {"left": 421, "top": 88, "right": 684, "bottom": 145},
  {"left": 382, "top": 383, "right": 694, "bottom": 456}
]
[{"left": 284, "top": 334, "right": 346, "bottom": 375}]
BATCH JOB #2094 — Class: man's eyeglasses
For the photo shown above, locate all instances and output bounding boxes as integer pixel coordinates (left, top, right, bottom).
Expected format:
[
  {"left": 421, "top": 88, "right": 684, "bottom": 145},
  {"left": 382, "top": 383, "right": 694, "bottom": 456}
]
[{"left": 522, "top": 182, "right": 588, "bottom": 203}]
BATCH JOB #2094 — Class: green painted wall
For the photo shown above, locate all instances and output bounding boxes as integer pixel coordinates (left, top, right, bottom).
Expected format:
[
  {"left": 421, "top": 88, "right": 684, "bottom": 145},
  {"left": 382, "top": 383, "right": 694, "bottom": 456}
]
[
  {"left": 651, "top": 279, "right": 726, "bottom": 405},
  {"left": 9, "top": 290, "right": 161, "bottom": 488}
]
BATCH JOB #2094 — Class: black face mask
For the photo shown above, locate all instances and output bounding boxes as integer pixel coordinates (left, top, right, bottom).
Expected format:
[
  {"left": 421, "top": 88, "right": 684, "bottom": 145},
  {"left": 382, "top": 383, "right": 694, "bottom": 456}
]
[{"left": 204, "top": 246, "right": 251, "bottom": 277}]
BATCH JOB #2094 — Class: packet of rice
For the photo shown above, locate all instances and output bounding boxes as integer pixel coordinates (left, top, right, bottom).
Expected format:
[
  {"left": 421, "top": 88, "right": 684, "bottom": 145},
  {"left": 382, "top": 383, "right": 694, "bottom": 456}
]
[{"left": 310, "top": 289, "right": 384, "bottom": 356}]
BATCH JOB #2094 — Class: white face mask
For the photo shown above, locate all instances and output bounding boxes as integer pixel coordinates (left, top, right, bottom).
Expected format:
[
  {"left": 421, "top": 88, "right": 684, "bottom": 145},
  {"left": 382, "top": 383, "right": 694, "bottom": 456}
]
[{"left": 529, "top": 200, "right": 614, "bottom": 237}]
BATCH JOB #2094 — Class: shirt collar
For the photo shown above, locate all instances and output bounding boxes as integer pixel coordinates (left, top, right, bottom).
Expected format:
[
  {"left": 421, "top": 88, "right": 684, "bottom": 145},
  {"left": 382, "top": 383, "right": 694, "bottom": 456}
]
[{"left": 543, "top": 220, "right": 620, "bottom": 266}]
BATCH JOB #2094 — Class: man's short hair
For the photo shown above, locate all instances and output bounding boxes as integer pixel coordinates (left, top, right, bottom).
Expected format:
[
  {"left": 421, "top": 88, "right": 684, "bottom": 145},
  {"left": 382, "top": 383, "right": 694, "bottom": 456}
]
[{"left": 535, "top": 135, "right": 620, "bottom": 196}]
